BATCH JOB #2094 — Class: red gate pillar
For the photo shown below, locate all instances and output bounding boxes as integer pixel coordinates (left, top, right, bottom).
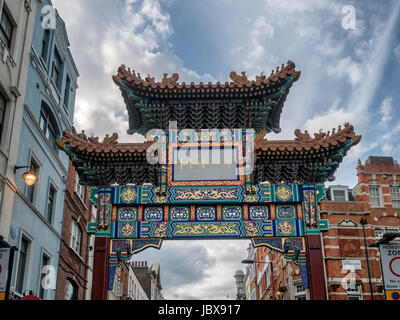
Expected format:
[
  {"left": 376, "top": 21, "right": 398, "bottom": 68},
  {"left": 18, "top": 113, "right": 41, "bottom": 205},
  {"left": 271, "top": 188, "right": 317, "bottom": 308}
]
[
  {"left": 91, "top": 237, "right": 110, "bottom": 300},
  {"left": 305, "top": 234, "right": 327, "bottom": 300}
]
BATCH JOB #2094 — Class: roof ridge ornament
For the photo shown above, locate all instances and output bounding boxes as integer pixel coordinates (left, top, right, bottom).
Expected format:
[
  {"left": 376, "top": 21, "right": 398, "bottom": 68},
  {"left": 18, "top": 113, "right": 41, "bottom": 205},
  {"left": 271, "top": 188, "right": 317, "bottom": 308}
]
[
  {"left": 230, "top": 71, "right": 250, "bottom": 85},
  {"left": 294, "top": 129, "right": 312, "bottom": 142},
  {"left": 161, "top": 73, "right": 179, "bottom": 86}
]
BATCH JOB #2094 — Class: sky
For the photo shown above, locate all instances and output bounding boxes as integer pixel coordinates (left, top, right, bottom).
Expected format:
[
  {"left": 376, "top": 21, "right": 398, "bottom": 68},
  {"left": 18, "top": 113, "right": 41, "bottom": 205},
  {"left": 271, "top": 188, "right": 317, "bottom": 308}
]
[{"left": 51, "top": 0, "right": 400, "bottom": 299}]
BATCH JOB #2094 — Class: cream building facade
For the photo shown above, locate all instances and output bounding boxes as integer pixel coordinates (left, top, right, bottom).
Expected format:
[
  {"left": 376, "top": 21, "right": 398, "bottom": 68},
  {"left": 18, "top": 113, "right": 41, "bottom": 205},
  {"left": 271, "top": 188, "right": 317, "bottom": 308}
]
[{"left": 0, "top": 0, "right": 37, "bottom": 242}]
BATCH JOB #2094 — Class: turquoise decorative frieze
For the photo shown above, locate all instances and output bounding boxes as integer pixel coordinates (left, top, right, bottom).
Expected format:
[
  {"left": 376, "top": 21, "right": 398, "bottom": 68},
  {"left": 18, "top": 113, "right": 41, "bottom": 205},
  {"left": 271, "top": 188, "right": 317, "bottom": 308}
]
[
  {"left": 171, "top": 187, "right": 242, "bottom": 202},
  {"left": 169, "top": 129, "right": 240, "bottom": 143},
  {"left": 109, "top": 184, "right": 302, "bottom": 205},
  {"left": 113, "top": 218, "right": 283, "bottom": 239}
]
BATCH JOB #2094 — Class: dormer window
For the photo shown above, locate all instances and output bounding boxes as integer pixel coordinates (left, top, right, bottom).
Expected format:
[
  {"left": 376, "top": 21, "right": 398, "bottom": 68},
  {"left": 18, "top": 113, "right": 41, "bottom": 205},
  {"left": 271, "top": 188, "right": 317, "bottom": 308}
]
[
  {"left": 333, "top": 189, "right": 346, "bottom": 201},
  {"left": 328, "top": 186, "right": 349, "bottom": 201}
]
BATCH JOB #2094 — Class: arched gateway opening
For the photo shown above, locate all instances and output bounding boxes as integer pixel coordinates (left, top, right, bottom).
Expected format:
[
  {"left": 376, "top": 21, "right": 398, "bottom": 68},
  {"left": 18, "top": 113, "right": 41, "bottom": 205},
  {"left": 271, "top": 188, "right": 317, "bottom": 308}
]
[{"left": 56, "top": 61, "right": 361, "bottom": 300}]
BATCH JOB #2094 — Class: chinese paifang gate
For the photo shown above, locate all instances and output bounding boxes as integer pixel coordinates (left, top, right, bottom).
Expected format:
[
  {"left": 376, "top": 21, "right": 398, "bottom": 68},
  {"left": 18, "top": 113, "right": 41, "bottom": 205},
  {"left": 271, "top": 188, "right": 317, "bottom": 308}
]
[{"left": 56, "top": 61, "right": 361, "bottom": 300}]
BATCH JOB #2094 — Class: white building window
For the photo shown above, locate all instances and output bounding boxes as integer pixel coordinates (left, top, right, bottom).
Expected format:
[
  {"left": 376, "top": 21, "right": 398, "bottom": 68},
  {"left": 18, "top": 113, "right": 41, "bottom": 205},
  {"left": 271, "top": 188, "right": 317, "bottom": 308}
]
[
  {"left": 332, "top": 189, "right": 346, "bottom": 201},
  {"left": 74, "top": 173, "right": 85, "bottom": 201},
  {"left": 369, "top": 185, "right": 382, "bottom": 207},
  {"left": 70, "top": 220, "right": 82, "bottom": 255},
  {"left": 16, "top": 236, "right": 31, "bottom": 295},
  {"left": 294, "top": 282, "right": 306, "bottom": 300},
  {"left": 390, "top": 186, "right": 400, "bottom": 209}
]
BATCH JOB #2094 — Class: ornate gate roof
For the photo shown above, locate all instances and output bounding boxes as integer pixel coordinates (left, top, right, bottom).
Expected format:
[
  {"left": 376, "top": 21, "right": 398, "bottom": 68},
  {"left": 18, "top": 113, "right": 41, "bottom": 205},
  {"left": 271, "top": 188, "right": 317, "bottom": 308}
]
[
  {"left": 57, "top": 123, "right": 361, "bottom": 186},
  {"left": 113, "top": 61, "right": 301, "bottom": 135}
]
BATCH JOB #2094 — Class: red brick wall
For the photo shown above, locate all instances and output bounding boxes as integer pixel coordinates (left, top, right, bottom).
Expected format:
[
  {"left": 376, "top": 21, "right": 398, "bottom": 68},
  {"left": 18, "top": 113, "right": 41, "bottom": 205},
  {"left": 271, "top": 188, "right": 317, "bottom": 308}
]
[{"left": 56, "top": 161, "right": 92, "bottom": 300}]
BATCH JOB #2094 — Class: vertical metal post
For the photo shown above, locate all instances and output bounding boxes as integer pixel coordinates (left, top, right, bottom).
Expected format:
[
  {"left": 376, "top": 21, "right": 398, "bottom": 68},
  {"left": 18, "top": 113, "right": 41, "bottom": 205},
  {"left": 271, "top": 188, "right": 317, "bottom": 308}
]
[{"left": 360, "top": 218, "right": 374, "bottom": 300}]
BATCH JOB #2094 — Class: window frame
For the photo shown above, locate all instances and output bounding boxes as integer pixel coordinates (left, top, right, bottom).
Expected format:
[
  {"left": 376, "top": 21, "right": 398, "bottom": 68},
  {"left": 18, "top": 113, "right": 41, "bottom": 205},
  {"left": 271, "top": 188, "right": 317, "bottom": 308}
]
[
  {"left": 70, "top": 219, "right": 82, "bottom": 256},
  {"left": 332, "top": 189, "right": 346, "bottom": 201},
  {"left": 15, "top": 232, "right": 34, "bottom": 296},
  {"left": 25, "top": 155, "right": 41, "bottom": 204},
  {"left": 39, "top": 102, "right": 59, "bottom": 151},
  {"left": 65, "top": 278, "right": 78, "bottom": 300},
  {"left": 369, "top": 184, "right": 382, "bottom": 208},
  {"left": 63, "top": 74, "right": 71, "bottom": 110},
  {"left": 46, "top": 183, "right": 57, "bottom": 224},
  {"left": 41, "top": 29, "right": 50, "bottom": 63},
  {"left": 74, "top": 173, "right": 86, "bottom": 202},
  {"left": 38, "top": 252, "right": 51, "bottom": 300},
  {"left": 0, "top": 90, "right": 7, "bottom": 143},
  {"left": 390, "top": 185, "right": 400, "bottom": 209},
  {"left": 0, "top": 5, "right": 14, "bottom": 49},
  {"left": 51, "top": 47, "right": 63, "bottom": 91}
]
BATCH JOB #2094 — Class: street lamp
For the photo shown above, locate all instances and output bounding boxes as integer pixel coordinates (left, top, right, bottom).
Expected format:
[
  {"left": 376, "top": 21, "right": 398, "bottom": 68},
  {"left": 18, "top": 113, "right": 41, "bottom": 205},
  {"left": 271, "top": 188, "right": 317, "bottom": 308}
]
[
  {"left": 14, "top": 166, "right": 38, "bottom": 186},
  {"left": 360, "top": 218, "right": 374, "bottom": 300}
]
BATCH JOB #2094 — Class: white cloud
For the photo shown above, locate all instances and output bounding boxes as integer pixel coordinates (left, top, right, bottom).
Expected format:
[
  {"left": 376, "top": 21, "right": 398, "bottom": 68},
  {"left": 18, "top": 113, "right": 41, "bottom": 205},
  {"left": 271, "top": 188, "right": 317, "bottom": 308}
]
[
  {"left": 262, "top": 0, "right": 337, "bottom": 13},
  {"left": 379, "top": 97, "right": 393, "bottom": 126},
  {"left": 53, "top": 0, "right": 214, "bottom": 143},
  {"left": 327, "top": 56, "right": 362, "bottom": 86},
  {"left": 303, "top": 98, "right": 359, "bottom": 134}
]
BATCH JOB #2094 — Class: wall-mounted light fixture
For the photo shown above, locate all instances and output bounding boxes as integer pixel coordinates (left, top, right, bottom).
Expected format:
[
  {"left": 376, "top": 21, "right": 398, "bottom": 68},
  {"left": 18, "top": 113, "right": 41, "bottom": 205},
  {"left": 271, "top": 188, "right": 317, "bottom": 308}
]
[{"left": 14, "top": 166, "right": 38, "bottom": 186}]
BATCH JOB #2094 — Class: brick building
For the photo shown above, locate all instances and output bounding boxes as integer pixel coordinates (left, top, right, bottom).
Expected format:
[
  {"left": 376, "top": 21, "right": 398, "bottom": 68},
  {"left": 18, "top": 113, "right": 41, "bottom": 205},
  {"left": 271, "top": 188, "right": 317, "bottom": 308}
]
[
  {"left": 56, "top": 160, "right": 94, "bottom": 300},
  {"left": 321, "top": 156, "right": 400, "bottom": 300},
  {"left": 244, "top": 244, "right": 307, "bottom": 300},
  {"left": 244, "top": 156, "right": 400, "bottom": 300}
]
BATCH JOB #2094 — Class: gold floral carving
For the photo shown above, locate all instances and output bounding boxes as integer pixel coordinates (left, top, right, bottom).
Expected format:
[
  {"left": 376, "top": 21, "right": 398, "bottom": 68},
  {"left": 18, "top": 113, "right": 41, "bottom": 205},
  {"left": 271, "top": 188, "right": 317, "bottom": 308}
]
[
  {"left": 121, "top": 187, "right": 137, "bottom": 203},
  {"left": 244, "top": 221, "right": 259, "bottom": 237},
  {"left": 120, "top": 223, "right": 135, "bottom": 237},
  {"left": 244, "top": 193, "right": 257, "bottom": 202},
  {"left": 174, "top": 189, "right": 238, "bottom": 201},
  {"left": 276, "top": 185, "right": 292, "bottom": 201},
  {"left": 173, "top": 222, "right": 239, "bottom": 236},
  {"left": 278, "top": 220, "right": 295, "bottom": 235},
  {"left": 154, "top": 222, "right": 168, "bottom": 238}
]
